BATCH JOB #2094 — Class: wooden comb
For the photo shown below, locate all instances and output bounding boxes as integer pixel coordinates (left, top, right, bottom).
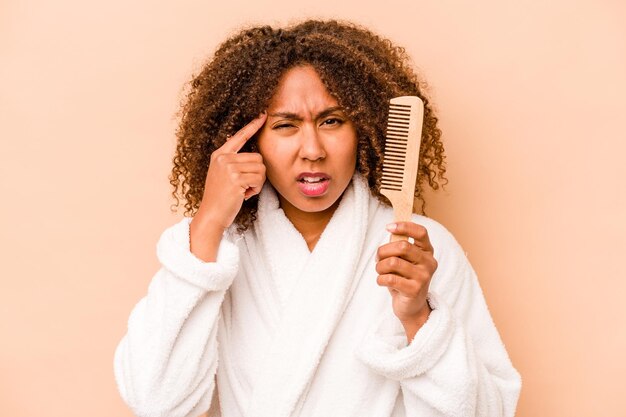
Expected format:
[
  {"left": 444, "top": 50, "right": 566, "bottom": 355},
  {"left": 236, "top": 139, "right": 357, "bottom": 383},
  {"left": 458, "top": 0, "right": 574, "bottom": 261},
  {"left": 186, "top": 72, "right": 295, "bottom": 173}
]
[{"left": 380, "top": 96, "right": 424, "bottom": 242}]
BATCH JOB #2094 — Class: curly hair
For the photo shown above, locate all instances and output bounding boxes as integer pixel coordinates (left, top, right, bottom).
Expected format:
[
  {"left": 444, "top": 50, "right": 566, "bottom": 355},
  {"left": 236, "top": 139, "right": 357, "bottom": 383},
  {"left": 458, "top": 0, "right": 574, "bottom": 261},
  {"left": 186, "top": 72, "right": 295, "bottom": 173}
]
[{"left": 170, "top": 19, "right": 447, "bottom": 232}]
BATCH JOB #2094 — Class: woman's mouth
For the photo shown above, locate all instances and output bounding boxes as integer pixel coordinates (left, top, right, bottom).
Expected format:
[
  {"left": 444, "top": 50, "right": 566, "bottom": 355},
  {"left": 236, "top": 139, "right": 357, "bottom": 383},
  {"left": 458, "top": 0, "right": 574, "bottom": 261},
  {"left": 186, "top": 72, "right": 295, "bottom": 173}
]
[{"left": 296, "top": 173, "right": 330, "bottom": 196}]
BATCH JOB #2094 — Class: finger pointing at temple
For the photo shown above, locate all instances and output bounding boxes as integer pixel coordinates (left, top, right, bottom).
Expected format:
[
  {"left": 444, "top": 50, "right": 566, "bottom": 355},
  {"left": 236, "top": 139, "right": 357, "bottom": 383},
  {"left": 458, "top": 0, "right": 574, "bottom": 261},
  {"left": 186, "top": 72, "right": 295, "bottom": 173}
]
[{"left": 221, "top": 112, "right": 268, "bottom": 154}]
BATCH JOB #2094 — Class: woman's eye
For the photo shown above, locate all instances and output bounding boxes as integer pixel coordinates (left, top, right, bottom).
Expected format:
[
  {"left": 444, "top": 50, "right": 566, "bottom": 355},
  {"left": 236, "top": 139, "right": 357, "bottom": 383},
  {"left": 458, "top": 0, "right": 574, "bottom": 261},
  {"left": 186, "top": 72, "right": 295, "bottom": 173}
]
[
  {"left": 274, "top": 123, "right": 295, "bottom": 130},
  {"left": 322, "top": 118, "right": 344, "bottom": 127}
]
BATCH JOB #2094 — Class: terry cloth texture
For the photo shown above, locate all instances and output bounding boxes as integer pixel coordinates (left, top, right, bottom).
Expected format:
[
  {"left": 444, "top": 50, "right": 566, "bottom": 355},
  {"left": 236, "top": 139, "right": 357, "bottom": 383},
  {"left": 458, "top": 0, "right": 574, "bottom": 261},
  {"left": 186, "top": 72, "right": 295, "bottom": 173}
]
[{"left": 114, "top": 174, "right": 521, "bottom": 417}]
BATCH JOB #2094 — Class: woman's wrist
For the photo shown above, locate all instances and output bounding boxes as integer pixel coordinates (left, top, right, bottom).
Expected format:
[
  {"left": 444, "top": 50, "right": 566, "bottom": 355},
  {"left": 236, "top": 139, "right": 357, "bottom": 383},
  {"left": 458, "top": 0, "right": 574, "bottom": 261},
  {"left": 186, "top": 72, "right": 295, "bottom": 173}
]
[
  {"left": 400, "top": 303, "right": 433, "bottom": 344},
  {"left": 189, "top": 214, "right": 228, "bottom": 262}
]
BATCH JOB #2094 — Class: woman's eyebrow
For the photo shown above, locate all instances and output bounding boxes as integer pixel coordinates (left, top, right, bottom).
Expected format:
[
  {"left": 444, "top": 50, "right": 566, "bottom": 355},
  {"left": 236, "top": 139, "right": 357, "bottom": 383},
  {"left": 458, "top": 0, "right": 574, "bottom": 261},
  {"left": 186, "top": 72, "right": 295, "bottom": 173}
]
[{"left": 268, "top": 106, "right": 344, "bottom": 120}]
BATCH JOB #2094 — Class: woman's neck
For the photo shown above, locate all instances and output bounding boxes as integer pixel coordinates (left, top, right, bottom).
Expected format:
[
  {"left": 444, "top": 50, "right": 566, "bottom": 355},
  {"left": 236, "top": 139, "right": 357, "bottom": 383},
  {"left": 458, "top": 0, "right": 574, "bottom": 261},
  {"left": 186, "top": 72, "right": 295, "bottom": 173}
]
[{"left": 278, "top": 196, "right": 341, "bottom": 251}]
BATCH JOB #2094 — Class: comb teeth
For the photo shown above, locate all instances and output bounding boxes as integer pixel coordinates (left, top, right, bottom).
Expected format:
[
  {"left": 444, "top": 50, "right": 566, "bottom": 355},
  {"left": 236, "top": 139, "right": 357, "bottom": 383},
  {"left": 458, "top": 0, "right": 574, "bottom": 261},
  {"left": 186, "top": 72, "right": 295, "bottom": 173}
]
[{"left": 381, "top": 103, "right": 412, "bottom": 191}]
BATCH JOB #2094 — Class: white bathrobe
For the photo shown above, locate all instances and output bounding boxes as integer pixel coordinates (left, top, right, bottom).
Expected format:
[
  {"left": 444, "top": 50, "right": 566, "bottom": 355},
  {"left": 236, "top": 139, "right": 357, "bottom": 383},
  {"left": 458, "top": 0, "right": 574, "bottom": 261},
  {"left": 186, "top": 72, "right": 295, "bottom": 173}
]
[{"left": 114, "top": 174, "right": 521, "bottom": 417}]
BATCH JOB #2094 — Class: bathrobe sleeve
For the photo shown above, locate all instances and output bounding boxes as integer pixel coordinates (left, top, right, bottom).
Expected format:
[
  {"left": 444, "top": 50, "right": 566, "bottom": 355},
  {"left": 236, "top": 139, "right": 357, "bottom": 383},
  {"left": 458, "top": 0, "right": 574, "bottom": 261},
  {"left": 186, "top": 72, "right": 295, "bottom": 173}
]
[
  {"left": 356, "top": 219, "right": 522, "bottom": 417},
  {"left": 113, "top": 217, "right": 239, "bottom": 417}
]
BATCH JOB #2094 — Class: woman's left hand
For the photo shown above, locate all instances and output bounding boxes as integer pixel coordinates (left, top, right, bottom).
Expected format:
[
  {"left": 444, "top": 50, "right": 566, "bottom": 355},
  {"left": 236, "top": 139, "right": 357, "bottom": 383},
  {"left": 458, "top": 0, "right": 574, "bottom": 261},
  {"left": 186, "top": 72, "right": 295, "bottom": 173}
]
[{"left": 376, "top": 221, "right": 438, "bottom": 340}]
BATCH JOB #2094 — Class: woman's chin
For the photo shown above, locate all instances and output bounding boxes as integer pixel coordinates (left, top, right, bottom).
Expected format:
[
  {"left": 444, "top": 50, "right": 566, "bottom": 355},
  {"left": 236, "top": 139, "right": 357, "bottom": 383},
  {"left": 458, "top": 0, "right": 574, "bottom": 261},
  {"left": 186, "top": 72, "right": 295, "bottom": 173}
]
[{"left": 278, "top": 190, "right": 342, "bottom": 215}]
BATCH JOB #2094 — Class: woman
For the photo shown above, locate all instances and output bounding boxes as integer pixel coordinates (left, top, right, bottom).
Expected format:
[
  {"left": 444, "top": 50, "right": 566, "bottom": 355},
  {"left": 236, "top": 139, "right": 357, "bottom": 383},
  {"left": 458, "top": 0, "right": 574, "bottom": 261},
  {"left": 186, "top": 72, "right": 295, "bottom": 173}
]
[{"left": 114, "top": 20, "right": 521, "bottom": 417}]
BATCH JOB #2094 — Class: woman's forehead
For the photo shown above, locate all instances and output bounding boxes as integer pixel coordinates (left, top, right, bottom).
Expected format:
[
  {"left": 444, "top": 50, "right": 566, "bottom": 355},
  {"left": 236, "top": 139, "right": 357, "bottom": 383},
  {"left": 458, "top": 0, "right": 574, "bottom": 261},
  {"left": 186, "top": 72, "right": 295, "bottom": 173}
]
[{"left": 266, "top": 66, "right": 340, "bottom": 115}]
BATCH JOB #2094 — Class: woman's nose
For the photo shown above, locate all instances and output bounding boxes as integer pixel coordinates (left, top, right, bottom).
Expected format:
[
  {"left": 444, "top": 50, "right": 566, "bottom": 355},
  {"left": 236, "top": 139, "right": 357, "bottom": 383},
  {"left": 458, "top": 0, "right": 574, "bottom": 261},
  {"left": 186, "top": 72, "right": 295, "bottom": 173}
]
[{"left": 298, "top": 125, "right": 326, "bottom": 161}]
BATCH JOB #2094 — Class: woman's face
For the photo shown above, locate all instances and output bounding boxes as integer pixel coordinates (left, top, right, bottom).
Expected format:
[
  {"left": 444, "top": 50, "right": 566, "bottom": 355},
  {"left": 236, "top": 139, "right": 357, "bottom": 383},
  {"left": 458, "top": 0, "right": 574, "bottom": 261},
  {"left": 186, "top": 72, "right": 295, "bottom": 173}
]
[{"left": 257, "top": 65, "right": 358, "bottom": 217}]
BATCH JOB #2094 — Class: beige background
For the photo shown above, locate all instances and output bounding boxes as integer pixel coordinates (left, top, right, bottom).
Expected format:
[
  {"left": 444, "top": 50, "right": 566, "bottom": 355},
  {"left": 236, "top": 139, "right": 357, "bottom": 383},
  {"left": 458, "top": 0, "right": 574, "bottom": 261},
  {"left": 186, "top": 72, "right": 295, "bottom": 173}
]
[{"left": 1, "top": 0, "right": 625, "bottom": 416}]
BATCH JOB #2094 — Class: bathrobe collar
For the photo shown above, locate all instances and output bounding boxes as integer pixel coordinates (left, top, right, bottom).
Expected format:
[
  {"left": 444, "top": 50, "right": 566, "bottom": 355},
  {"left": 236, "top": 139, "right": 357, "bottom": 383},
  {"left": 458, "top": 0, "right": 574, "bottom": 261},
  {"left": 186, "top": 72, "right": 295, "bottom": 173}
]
[{"left": 245, "top": 173, "right": 384, "bottom": 416}]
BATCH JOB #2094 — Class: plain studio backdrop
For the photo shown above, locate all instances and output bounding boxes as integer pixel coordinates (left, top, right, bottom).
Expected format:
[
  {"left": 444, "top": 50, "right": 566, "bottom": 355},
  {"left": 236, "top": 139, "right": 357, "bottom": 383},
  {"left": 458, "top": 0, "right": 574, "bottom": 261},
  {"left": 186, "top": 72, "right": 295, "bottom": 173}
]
[{"left": 1, "top": 0, "right": 625, "bottom": 416}]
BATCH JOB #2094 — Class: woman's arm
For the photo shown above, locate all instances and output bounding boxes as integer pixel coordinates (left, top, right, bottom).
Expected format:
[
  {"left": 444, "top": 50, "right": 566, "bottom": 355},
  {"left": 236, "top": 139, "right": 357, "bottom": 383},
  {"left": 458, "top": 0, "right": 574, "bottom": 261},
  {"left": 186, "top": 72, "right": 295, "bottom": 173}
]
[
  {"left": 357, "top": 219, "right": 521, "bottom": 416},
  {"left": 114, "top": 112, "right": 266, "bottom": 417},
  {"left": 113, "top": 218, "right": 239, "bottom": 417}
]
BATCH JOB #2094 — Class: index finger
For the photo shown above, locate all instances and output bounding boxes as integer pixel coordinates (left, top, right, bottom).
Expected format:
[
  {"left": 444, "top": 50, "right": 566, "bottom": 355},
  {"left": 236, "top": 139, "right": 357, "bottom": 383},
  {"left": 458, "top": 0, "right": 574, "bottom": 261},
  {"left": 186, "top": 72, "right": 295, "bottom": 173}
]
[
  {"left": 386, "top": 222, "right": 434, "bottom": 252},
  {"left": 221, "top": 112, "right": 267, "bottom": 153}
]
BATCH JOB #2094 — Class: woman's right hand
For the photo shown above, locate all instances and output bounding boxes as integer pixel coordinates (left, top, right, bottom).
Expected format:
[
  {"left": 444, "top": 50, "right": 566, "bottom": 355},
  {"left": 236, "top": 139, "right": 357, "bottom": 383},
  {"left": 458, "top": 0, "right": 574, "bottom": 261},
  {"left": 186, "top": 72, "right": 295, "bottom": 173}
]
[{"left": 189, "top": 112, "right": 267, "bottom": 261}]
